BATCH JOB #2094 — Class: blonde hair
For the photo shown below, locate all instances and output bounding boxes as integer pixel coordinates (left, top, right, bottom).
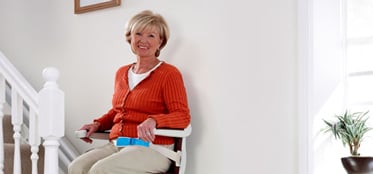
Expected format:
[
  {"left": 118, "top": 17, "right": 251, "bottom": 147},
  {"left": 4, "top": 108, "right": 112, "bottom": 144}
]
[{"left": 125, "top": 10, "right": 170, "bottom": 57}]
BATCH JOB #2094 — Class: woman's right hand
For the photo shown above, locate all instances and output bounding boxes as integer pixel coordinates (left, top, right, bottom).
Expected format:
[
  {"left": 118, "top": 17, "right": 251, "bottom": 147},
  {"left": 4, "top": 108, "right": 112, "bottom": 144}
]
[{"left": 79, "top": 122, "right": 100, "bottom": 144}]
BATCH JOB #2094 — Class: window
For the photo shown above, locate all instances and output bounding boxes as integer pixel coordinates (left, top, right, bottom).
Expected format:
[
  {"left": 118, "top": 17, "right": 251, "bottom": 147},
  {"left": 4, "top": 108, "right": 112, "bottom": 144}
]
[
  {"left": 311, "top": 1, "right": 373, "bottom": 173},
  {"left": 346, "top": 1, "right": 373, "bottom": 112},
  {"left": 346, "top": 0, "right": 373, "bottom": 157}
]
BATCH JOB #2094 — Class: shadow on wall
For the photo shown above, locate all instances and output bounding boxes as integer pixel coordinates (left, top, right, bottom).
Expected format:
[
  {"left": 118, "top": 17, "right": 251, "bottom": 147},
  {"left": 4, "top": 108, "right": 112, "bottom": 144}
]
[{"left": 165, "top": 37, "right": 204, "bottom": 174}]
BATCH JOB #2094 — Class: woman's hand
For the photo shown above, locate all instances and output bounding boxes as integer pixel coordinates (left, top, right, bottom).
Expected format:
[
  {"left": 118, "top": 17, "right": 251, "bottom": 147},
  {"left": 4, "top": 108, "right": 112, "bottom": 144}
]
[
  {"left": 137, "top": 118, "right": 157, "bottom": 142},
  {"left": 79, "top": 122, "right": 100, "bottom": 144}
]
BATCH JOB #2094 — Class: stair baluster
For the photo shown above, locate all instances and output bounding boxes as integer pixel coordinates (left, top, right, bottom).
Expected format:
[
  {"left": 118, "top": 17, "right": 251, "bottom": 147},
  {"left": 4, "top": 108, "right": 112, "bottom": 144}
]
[
  {"left": 0, "top": 51, "right": 72, "bottom": 174},
  {"left": 11, "top": 88, "right": 23, "bottom": 174},
  {"left": 29, "top": 108, "right": 40, "bottom": 174}
]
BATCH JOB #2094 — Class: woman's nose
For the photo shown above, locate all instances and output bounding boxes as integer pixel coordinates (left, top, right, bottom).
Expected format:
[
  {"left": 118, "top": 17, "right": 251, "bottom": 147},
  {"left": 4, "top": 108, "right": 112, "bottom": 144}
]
[{"left": 139, "top": 37, "right": 147, "bottom": 43}]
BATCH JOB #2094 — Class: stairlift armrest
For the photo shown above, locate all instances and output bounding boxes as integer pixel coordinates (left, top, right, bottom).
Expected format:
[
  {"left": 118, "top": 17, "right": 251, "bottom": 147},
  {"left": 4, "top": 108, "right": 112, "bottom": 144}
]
[
  {"left": 90, "top": 130, "right": 110, "bottom": 140},
  {"left": 88, "top": 124, "right": 192, "bottom": 140},
  {"left": 154, "top": 124, "right": 192, "bottom": 138}
]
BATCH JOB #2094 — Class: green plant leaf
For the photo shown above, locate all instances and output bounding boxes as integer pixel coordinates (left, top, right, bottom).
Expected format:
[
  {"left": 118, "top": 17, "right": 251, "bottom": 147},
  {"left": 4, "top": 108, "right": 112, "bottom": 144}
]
[{"left": 322, "top": 110, "right": 372, "bottom": 156}]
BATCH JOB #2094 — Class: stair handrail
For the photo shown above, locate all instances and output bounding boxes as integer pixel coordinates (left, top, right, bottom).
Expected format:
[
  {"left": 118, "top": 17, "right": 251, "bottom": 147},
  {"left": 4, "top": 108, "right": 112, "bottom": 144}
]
[
  {"left": 0, "top": 52, "right": 38, "bottom": 114},
  {"left": 0, "top": 50, "right": 73, "bottom": 174},
  {"left": 0, "top": 51, "right": 41, "bottom": 174}
]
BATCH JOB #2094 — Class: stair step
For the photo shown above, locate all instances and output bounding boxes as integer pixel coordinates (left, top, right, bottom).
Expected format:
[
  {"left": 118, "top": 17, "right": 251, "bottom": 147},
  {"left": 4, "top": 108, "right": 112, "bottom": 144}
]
[
  {"left": 2, "top": 115, "right": 13, "bottom": 144},
  {"left": 2, "top": 115, "right": 45, "bottom": 174},
  {"left": 4, "top": 143, "right": 44, "bottom": 174}
]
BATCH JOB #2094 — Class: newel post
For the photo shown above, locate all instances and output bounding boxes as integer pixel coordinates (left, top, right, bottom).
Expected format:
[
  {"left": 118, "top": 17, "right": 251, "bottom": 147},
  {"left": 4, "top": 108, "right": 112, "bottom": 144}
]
[{"left": 38, "top": 67, "right": 64, "bottom": 174}]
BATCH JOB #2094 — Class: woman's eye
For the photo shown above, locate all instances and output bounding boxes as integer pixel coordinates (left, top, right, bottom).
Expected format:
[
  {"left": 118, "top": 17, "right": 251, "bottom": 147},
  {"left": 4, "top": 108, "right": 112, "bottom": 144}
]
[
  {"left": 135, "top": 32, "right": 141, "bottom": 36},
  {"left": 149, "top": 34, "right": 155, "bottom": 38}
]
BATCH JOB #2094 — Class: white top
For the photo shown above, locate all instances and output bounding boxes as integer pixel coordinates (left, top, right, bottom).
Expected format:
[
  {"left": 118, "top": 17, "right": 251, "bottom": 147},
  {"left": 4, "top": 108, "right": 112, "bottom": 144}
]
[{"left": 128, "top": 61, "right": 163, "bottom": 90}]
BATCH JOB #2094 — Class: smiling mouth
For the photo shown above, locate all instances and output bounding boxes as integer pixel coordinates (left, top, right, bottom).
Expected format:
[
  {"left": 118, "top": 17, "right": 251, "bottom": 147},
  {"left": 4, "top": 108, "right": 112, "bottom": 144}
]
[{"left": 138, "top": 45, "right": 149, "bottom": 50}]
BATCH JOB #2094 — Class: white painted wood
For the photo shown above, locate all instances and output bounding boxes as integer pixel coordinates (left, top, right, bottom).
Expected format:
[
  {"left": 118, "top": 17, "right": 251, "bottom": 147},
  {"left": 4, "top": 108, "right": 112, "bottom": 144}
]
[
  {"left": 43, "top": 138, "right": 60, "bottom": 174},
  {"left": 39, "top": 67, "right": 64, "bottom": 174},
  {"left": 0, "top": 51, "right": 73, "bottom": 173},
  {"left": 39, "top": 67, "right": 64, "bottom": 138},
  {"left": 0, "top": 50, "right": 39, "bottom": 173},
  {"left": 29, "top": 109, "right": 40, "bottom": 174},
  {"left": 11, "top": 88, "right": 23, "bottom": 174},
  {"left": 0, "top": 52, "right": 38, "bottom": 113}
]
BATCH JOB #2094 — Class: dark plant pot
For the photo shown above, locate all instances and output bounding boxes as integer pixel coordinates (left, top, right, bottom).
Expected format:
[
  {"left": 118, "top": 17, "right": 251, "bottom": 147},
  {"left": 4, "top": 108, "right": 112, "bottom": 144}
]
[{"left": 341, "top": 156, "right": 373, "bottom": 174}]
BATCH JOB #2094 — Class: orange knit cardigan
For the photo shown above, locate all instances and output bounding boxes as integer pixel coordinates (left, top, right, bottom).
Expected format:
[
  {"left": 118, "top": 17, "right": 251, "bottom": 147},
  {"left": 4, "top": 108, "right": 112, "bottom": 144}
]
[{"left": 94, "top": 62, "right": 191, "bottom": 145}]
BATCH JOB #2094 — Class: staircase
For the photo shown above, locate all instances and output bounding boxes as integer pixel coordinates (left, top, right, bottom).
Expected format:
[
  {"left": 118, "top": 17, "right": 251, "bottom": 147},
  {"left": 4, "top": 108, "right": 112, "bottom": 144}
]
[
  {"left": 2, "top": 115, "right": 44, "bottom": 174},
  {"left": 0, "top": 50, "right": 79, "bottom": 174}
]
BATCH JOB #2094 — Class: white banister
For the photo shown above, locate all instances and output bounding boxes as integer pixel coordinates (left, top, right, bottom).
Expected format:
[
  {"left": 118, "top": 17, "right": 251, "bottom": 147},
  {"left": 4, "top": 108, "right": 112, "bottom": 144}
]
[
  {"left": 0, "top": 74, "right": 5, "bottom": 174},
  {"left": 0, "top": 51, "right": 75, "bottom": 174},
  {"left": 11, "top": 88, "right": 23, "bottom": 174},
  {"left": 0, "top": 53, "right": 38, "bottom": 113},
  {"left": 29, "top": 108, "right": 40, "bottom": 174},
  {"left": 39, "top": 67, "right": 64, "bottom": 174}
]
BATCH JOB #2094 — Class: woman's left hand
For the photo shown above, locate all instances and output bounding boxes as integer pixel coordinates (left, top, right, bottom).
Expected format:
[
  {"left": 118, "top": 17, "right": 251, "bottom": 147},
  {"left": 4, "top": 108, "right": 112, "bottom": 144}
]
[{"left": 137, "top": 118, "right": 157, "bottom": 142}]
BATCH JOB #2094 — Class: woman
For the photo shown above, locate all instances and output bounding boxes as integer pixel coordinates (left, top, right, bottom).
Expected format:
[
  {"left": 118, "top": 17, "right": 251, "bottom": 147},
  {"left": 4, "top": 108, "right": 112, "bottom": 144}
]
[{"left": 68, "top": 10, "right": 191, "bottom": 174}]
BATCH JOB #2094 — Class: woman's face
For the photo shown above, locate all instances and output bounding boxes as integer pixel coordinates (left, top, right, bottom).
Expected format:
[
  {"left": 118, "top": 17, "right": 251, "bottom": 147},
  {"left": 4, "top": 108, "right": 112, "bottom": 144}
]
[{"left": 130, "top": 26, "right": 162, "bottom": 58}]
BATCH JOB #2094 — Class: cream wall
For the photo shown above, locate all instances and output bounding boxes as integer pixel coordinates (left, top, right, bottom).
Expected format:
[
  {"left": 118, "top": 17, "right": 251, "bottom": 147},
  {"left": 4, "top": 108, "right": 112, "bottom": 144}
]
[{"left": 0, "top": 0, "right": 298, "bottom": 174}]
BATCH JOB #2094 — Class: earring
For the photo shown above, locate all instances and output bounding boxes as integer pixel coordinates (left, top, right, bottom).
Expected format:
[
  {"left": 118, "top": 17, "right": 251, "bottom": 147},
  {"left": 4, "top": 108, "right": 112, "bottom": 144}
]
[{"left": 155, "top": 48, "right": 160, "bottom": 57}]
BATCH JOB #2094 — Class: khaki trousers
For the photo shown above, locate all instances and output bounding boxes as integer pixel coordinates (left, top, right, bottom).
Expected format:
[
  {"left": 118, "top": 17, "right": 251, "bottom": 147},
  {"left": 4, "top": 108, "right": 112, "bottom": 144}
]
[{"left": 68, "top": 143, "right": 172, "bottom": 174}]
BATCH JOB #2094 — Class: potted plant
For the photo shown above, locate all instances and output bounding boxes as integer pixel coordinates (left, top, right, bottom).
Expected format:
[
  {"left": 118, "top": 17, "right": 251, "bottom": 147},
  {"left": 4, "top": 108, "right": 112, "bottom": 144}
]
[{"left": 323, "top": 110, "right": 373, "bottom": 174}]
